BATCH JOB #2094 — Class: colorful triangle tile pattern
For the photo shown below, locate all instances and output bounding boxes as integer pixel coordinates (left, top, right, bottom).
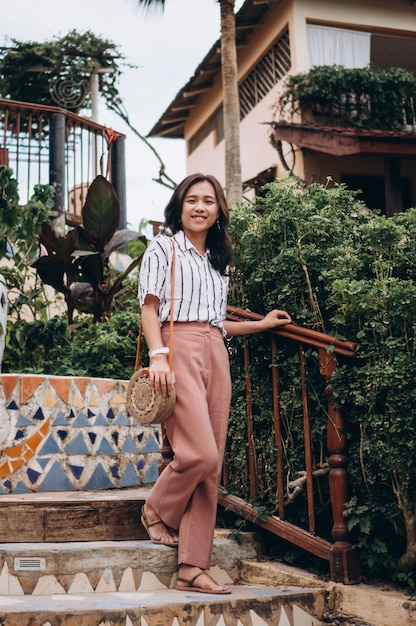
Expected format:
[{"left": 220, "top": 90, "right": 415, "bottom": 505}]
[{"left": 0, "top": 375, "right": 161, "bottom": 494}]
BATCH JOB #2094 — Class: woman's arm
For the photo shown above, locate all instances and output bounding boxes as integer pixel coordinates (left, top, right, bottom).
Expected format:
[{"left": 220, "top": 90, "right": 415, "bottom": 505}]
[
  {"left": 223, "top": 309, "right": 292, "bottom": 337},
  {"left": 141, "top": 295, "right": 175, "bottom": 396}
]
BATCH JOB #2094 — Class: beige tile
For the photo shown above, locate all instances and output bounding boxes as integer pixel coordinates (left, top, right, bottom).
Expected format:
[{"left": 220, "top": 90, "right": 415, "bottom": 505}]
[
  {"left": 95, "top": 567, "right": 117, "bottom": 593},
  {"left": 250, "top": 609, "right": 271, "bottom": 626},
  {"left": 32, "top": 575, "right": 65, "bottom": 595},
  {"left": 138, "top": 570, "right": 168, "bottom": 591},
  {"left": 68, "top": 573, "right": 94, "bottom": 594},
  {"left": 293, "top": 605, "right": 321, "bottom": 626},
  {"left": 118, "top": 567, "right": 136, "bottom": 592},
  {"left": 0, "top": 562, "right": 24, "bottom": 596}
]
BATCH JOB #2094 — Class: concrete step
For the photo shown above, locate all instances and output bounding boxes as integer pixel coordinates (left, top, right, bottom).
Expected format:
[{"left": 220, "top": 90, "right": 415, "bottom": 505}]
[
  {"left": 0, "top": 533, "right": 259, "bottom": 596},
  {"left": 0, "top": 487, "right": 150, "bottom": 542},
  {"left": 0, "top": 584, "right": 326, "bottom": 626}
]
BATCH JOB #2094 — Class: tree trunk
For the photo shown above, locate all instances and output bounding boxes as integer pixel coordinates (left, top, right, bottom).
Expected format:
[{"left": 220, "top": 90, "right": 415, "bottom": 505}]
[
  {"left": 220, "top": 0, "right": 243, "bottom": 206},
  {"left": 395, "top": 485, "right": 416, "bottom": 572}
]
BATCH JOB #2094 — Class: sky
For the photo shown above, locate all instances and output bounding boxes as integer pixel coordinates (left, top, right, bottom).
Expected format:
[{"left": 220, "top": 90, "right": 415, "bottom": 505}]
[{"left": 1, "top": 0, "right": 244, "bottom": 234}]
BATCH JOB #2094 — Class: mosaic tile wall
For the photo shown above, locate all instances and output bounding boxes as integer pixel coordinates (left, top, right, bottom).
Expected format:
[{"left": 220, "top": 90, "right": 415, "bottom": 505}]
[{"left": 0, "top": 375, "right": 161, "bottom": 494}]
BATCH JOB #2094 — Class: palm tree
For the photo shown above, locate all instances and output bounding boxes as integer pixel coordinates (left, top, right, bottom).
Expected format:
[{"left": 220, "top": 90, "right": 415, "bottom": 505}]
[{"left": 129, "top": 0, "right": 243, "bottom": 205}]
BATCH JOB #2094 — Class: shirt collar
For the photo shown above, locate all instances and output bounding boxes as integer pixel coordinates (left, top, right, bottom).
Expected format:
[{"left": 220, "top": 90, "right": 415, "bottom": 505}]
[{"left": 173, "top": 230, "right": 210, "bottom": 257}]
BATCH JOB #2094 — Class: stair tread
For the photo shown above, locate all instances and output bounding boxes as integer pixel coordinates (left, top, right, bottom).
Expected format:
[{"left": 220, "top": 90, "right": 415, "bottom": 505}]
[
  {"left": 0, "top": 584, "right": 325, "bottom": 612},
  {"left": 0, "top": 487, "right": 150, "bottom": 505}
]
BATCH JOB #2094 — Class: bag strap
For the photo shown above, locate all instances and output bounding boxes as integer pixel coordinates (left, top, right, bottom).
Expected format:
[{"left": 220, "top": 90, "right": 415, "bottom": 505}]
[{"left": 134, "top": 238, "right": 176, "bottom": 372}]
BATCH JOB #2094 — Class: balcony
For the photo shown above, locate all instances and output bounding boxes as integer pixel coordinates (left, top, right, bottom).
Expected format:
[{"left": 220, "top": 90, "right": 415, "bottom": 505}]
[{"left": 0, "top": 98, "right": 126, "bottom": 228}]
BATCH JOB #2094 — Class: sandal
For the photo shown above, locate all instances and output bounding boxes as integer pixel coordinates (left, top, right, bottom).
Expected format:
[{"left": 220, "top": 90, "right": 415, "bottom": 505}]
[
  {"left": 141, "top": 506, "right": 178, "bottom": 547},
  {"left": 176, "top": 569, "right": 230, "bottom": 595}
]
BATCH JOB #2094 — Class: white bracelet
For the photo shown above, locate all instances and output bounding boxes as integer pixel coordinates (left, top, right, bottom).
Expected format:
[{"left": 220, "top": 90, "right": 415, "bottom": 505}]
[{"left": 149, "top": 347, "right": 169, "bottom": 358}]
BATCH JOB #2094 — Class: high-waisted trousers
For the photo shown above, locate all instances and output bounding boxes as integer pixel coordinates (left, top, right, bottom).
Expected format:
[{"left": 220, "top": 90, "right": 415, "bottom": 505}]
[{"left": 146, "top": 322, "right": 232, "bottom": 570}]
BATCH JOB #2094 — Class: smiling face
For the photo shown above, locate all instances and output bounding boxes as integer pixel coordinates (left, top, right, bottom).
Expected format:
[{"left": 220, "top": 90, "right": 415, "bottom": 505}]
[{"left": 180, "top": 180, "right": 220, "bottom": 247}]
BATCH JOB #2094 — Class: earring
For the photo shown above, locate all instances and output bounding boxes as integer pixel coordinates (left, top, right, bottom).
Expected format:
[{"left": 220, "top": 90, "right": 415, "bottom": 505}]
[{"left": 216, "top": 219, "right": 221, "bottom": 230}]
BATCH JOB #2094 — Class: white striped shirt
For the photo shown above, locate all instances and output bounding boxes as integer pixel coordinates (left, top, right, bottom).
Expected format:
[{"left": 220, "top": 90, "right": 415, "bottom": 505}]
[{"left": 138, "top": 231, "right": 229, "bottom": 335}]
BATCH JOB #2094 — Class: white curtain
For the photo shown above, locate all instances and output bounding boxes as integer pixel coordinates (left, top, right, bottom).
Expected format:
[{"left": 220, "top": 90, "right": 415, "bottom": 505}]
[{"left": 307, "top": 25, "right": 371, "bottom": 69}]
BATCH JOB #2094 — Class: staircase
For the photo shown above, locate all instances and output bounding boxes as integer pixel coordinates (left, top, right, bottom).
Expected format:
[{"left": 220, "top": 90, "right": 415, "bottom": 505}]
[{"left": 0, "top": 487, "right": 326, "bottom": 626}]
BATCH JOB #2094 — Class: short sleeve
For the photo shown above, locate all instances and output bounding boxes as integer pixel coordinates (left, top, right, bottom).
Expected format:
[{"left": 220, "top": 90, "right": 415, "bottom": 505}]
[{"left": 138, "top": 235, "right": 171, "bottom": 307}]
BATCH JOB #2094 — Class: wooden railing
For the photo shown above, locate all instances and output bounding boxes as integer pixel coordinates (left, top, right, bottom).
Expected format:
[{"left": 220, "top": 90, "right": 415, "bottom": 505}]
[
  {"left": 0, "top": 98, "right": 126, "bottom": 227},
  {"left": 160, "top": 305, "right": 360, "bottom": 584}
]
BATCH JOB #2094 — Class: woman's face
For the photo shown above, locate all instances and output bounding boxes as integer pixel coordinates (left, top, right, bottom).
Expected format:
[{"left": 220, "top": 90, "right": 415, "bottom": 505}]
[{"left": 180, "top": 180, "right": 220, "bottom": 241}]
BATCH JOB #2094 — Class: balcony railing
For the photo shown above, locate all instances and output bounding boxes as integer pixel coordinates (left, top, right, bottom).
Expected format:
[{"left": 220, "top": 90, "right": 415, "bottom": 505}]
[
  {"left": 0, "top": 98, "right": 126, "bottom": 227},
  {"left": 159, "top": 306, "right": 360, "bottom": 584}
]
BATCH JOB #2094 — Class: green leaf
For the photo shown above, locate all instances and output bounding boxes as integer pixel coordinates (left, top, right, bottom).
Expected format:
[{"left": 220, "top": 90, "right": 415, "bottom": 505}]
[{"left": 82, "top": 175, "right": 120, "bottom": 251}]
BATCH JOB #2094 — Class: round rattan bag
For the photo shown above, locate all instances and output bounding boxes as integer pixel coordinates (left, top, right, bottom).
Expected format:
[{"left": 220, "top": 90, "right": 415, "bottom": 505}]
[{"left": 126, "top": 367, "right": 176, "bottom": 425}]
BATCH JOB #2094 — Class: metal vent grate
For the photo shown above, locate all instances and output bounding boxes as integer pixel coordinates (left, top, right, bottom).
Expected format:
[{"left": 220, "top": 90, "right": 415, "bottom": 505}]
[{"left": 14, "top": 557, "right": 46, "bottom": 571}]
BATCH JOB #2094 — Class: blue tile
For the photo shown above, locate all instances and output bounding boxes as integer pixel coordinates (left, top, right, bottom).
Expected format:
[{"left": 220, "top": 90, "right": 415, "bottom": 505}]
[
  {"left": 37, "top": 458, "right": 50, "bottom": 469},
  {"left": 110, "top": 464, "right": 119, "bottom": 478},
  {"left": 6, "top": 400, "right": 18, "bottom": 410},
  {"left": 111, "top": 432, "right": 119, "bottom": 446},
  {"left": 57, "top": 430, "right": 68, "bottom": 441},
  {"left": 97, "top": 438, "right": 116, "bottom": 455},
  {"left": 16, "top": 414, "right": 35, "bottom": 427},
  {"left": 136, "top": 459, "right": 145, "bottom": 471},
  {"left": 70, "top": 465, "right": 84, "bottom": 480},
  {"left": 37, "top": 461, "right": 76, "bottom": 492},
  {"left": 65, "top": 434, "right": 90, "bottom": 455},
  {"left": 107, "top": 407, "right": 115, "bottom": 420},
  {"left": 73, "top": 411, "right": 90, "bottom": 427},
  {"left": 12, "top": 481, "right": 32, "bottom": 494},
  {"left": 52, "top": 412, "right": 68, "bottom": 426},
  {"left": 38, "top": 435, "right": 61, "bottom": 456},
  {"left": 121, "top": 435, "right": 138, "bottom": 454},
  {"left": 143, "top": 459, "right": 159, "bottom": 484},
  {"left": 83, "top": 464, "right": 115, "bottom": 490},
  {"left": 142, "top": 436, "right": 160, "bottom": 454},
  {"left": 137, "top": 432, "right": 144, "bottom": 443},
  {"left": 93, "top": 413, "right": 109, "bottom": 426},
  {"left": 88, "top": 432, "right": 97, "bottom": 444},
  {"left": 119, "top": 461, "right": 140, "bottom": 487},
  {"left": 87, "top": 409, "right": 95, "bottom": 417},
  {"left": 33, "top": 407, "right": 45, "bottom": 421},
  {"left": 113, "top": 411, "right": 129, "bottom": 426},
  {"left": 27, "top": 468, "right": 41, "bottom": 485},
  {"left": 14, "top": 430, "right": 24, "bottom": 440}
]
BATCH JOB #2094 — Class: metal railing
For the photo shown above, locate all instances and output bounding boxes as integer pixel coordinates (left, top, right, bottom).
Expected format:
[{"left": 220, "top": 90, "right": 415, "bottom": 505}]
[
  {"left": 159, "top": 306, "right": 360, "bottom": 584},
  {"left": 0, "top": 98, "right": 126, "bottom": 227}
]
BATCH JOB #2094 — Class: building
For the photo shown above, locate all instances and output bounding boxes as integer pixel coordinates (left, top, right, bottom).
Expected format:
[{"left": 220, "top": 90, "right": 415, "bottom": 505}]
[{"left": 149, "top": 0, "right": 416, "bottom": 214}]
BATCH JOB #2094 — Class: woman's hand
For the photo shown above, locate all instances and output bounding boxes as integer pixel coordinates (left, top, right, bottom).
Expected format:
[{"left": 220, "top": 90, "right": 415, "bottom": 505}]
[
  {"left": 260, "top": 309, "right": 292, "bottom": 330},
  {"left": 149, "top": 354, "right": 176, "bottom": 397}
]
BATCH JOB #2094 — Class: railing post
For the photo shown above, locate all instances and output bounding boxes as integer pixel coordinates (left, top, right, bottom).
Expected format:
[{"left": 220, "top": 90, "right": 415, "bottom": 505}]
[
  {"left": 49, "top": 112, "right": 66, "bottom": 218},
  {"left": 319, "top": 348, "right": 360, "bottom": 583},
  {"left": 111, "top": 135, "right": 127, "bottom": 230}
]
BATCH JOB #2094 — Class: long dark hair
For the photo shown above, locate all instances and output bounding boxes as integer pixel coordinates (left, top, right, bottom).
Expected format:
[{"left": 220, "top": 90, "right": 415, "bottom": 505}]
[{"left": 164, "top": 173, "right": 233, "bottom": 275}]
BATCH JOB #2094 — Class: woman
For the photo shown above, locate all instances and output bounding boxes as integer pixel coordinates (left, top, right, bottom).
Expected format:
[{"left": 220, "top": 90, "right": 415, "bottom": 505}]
[{"left": 138, "top": 173, "right": 291, "bottom": 594}]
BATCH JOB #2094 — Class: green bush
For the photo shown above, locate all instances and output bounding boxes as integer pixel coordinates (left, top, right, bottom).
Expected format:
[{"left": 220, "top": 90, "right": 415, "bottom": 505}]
[{"left": 227, "top": 176, "right": 416, "bottom": 588}]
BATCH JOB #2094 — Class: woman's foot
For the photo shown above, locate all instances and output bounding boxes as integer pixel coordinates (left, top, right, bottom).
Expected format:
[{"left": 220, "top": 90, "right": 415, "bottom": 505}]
[
  {"left": 176, "top": 565, "right": 230, "bottom": 594},
  {"left": 141, "top": 503, "right": 178, "bottom": 546}
]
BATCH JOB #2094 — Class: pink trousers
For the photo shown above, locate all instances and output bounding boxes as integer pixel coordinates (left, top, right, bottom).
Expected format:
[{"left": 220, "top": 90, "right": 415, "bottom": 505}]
[{"left": 146, "top": 322, "right": 232, "bottom": 569}]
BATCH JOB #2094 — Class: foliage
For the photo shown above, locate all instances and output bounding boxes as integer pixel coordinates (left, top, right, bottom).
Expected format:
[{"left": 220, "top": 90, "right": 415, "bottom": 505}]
[
  {"left": 0, "top": 30, "right": 131, "bottom": 114},
  {"left": 227, "top": 176, "right": 416, "bottom": 587},
  {"left": 0, "top": 165, "right": 57, "bottom": 320},
  {"left": 274, "top": 65, "right": 416, "bottom": 130},
  {"left": 3, "top": 278, "right": 140, "bottom": 380},
  {"left": 30, "top": 174, "right": 146, "bottom": 323}
]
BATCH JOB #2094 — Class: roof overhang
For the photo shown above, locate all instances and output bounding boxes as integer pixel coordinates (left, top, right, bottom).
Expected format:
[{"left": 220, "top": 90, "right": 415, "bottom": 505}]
[
  {"left": 271, "top": 123, "right": 416, "bottom": 157},
  {"left": 148, "top": 0, "right": 280, "bottom": 139}
]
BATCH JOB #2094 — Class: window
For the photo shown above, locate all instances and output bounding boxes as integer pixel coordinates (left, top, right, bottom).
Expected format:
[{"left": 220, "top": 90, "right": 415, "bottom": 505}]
[{"left": 307, "top": 25, "right": 370, "bottom": 69}]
